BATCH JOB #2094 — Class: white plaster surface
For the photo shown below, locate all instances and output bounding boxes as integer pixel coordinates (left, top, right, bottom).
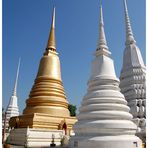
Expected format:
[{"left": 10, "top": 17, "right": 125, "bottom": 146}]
[
  {"left": 69, "top": 51, "right": 142, "bottom": 147},
  {"left": 5, "top": 95, "right": 19, "bottom": 128},
  {"left": 69, "top": 4, "right": 142, "bottom": 148},
  {"left": 4, "top": 59, "right": 20, "bottom": 130},
  {"left": 9, "top": 128, "right": 65, "bottom": 147},
  {"left": 120, "top": 0, "right": 146, "bottom": 142}
]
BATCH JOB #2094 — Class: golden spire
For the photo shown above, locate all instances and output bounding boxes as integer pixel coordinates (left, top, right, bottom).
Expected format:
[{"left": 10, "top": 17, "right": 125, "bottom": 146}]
[{"left": 46, "top": 7, "right": 56, "bottom": 51}]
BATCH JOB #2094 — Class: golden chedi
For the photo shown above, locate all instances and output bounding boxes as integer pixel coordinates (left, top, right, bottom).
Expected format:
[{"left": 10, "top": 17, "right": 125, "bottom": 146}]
[
  {"left": 23, "top": 9, "right": 69, "bottom": 118},
  {"left": 9, "top": 8, "right": 77, "bottom": 147}
]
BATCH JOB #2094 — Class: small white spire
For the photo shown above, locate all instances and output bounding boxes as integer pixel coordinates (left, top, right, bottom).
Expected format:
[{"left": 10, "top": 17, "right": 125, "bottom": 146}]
[
  {"left": 124, "top": 0, "right": 136, "bottom": 45},
  {"left": 12, "top": 58, "right": 21, "bottom": 96},
  {"left": 97, "top": 5, "right": 108, "bottom": 50}
]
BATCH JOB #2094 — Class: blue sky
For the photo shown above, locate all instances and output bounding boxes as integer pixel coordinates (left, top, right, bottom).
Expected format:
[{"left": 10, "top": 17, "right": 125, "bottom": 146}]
[{"left": 3, "top": 0, "right": 146, "bottom": 113}]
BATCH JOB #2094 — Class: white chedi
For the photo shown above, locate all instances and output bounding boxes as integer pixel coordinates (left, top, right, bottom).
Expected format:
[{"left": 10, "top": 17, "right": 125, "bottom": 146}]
[
  {"left": 69, "top": 5, "right": 142, "bottom": 148},
  {"left": 5, "top": 58, "right": 21, "bottom": 129},
  {"left": 120, "top": 0, "right": 146, "bottom": 142},
  {"left": 5, "top": 95, "right": 19, "bottom": 128}
]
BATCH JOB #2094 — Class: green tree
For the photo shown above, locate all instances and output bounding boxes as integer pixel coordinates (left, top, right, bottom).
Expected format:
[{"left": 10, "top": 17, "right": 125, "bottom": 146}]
[{"left": 68, "top": 104, "right": 77, "bottom": 116}]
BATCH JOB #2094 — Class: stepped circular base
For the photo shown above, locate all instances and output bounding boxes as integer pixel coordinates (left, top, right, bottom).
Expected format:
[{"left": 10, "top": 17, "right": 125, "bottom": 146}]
[
  {"left": 69, "top": 135, "right": 142, "bottom": 148},
  {"left": 23, "top": 106, "right": 70, "bottom": 117}
]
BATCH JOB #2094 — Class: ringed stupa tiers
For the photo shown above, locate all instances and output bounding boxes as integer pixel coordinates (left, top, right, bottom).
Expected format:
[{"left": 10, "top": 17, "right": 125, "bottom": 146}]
[
  {"left": 23, "top": 8, "right": 70, "bottom": 118},
  {"left": 120, "top": 0, "right": 146, "bottom": 143},
  {"left": 69, "top": 5, "right": 142, "bottom": 148},
  {"left": 9, "top": 8, "right": 77, "bottom": 147}
]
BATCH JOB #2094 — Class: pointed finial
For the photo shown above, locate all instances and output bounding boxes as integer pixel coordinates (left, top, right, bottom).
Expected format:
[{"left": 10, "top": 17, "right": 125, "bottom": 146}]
[
  {"left": 97, "top": 5, "right": 108, "bottom": 50},
  {"left": 123, "top": 0, "right": 136, "bottom": 45},
  {"left": 46, "top": 7, "right": 56, "bottom": 51},
  {"left": 12, "top": 58, "right": 21, "bottom": 96},
  {"left": 52, "top": 7, "right": 55, "bottom": 28}
]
